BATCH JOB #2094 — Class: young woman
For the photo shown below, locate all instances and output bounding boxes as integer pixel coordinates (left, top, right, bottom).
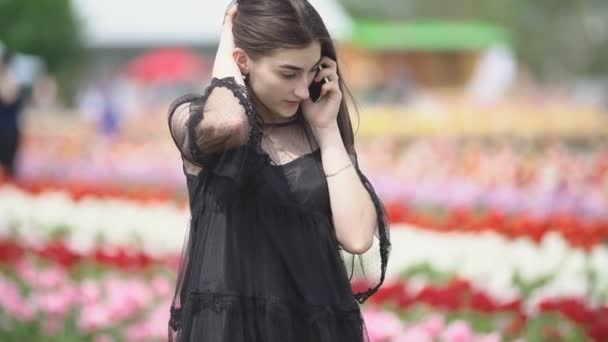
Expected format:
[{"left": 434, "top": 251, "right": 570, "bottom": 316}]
[{"left": 167, "top": 1, "right": 391, "bottom": 341}]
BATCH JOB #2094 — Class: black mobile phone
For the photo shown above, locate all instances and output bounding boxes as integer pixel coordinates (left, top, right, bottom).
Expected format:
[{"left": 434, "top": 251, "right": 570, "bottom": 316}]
[{"left": 309, "top": 64, "right": 330, "bottom": 103}]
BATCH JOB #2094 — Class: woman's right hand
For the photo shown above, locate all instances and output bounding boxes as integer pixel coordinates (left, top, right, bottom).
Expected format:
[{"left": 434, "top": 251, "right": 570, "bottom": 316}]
[
  {"left": 219, "top": 2, "right": 237, "bottom": 49},
  {"left": 211, "top": 1, "right": 243, "bottom": 84},
  {"left": 223, "top": 2, "right": 238, "bottom": 26}
]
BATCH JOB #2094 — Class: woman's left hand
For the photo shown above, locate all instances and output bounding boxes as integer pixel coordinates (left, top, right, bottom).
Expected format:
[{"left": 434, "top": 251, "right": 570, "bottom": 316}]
[{"left": 301, "top": 56, "right": 342, "bottom": 129}]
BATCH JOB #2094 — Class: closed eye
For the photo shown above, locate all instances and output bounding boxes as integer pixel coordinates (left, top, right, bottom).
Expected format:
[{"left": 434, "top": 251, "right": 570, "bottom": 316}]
[{"left": 281, "top": 69, "right": 316, "bottom": 79}]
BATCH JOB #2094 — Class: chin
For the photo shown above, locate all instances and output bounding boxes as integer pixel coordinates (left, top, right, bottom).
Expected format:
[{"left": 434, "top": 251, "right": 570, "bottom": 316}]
[{"left": 276, "top": 107, "right": 299, "bottom": 118}]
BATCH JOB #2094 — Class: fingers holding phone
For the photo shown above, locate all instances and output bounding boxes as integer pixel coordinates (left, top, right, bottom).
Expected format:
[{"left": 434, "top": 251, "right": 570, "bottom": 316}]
[
  {"left": 301, "top": 56, "right": 342, "bottom": 129},
  {"left": 314, "top": 57, "right": 338, "bottom": 83},
  {"left": 309, "top": 57, "right": 339, "bottom": 103},
  {"left": 316, "top": 57, "right": 340, "bottom": 102},
  {"left": 223, "top": 1, "right": 238, "bottom": 25},
  {"left": 309, "top": 65, "right": 329, "bottom": 103}
]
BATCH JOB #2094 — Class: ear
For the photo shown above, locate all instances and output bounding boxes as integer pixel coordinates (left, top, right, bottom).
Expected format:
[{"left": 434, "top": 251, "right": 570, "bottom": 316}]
[{"left": 233, "top": 48, "right": 249, "bottom": 76}]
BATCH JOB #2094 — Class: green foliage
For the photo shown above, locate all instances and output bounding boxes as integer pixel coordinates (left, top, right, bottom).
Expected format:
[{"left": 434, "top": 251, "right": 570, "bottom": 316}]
[
  {"left": 0, "top": 0, "right": 84, "bottom": 71},
  {"left": 511, "top": 270, "right": 556, "bottom": 300},
  {"left": 399, "top": 262, "right": 452, "bottom": 283},
  {"left": 0, "top": 0, "right": 85, "bottom": 100},
  {"left": 524, "top": 312, "right": 590, "bottom": 342}
]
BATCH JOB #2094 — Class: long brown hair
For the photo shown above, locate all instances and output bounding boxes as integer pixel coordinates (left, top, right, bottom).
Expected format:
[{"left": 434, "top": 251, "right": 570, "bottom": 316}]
[{"left": 232, "top": 0, "right": 359, "bottom": 156}]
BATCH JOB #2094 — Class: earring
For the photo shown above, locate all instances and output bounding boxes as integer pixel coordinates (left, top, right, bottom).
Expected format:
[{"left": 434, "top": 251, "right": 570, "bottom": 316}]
[{"left": 242, "top": 74, "right": 248, "bottom": 80}]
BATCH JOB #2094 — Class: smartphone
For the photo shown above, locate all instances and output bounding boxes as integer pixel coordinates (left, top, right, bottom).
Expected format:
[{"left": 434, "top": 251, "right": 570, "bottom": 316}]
[{"left": 309, "top": 64, "right": 330, "bottom": 103}]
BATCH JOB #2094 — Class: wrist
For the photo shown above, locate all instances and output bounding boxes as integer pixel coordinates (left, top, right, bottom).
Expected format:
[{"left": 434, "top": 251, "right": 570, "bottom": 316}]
[
  {"left": 312, "top": 124, "right": 342, "bottom": 149},
  {"left": 311, "top": 122, "right": 339, "bottom": 135}
]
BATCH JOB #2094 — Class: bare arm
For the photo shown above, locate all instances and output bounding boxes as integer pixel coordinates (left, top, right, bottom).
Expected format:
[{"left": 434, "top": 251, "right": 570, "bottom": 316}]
[
  {"left": 212, "top": 4, "right": 244, "bottom": 85},
  {"left": 301, "top": 56, "right": 377, "bottom": 255},
  {"left": 167, "top": 3, "right": 250, "bottom": 168},
  {"left": 315, "top": 124, "right": 377, "bottom": 254}
]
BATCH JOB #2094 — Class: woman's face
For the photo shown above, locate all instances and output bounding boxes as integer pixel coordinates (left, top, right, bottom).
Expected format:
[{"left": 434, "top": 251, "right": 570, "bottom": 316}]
[{"left": 246, "top": 42, "right": 321, "bottom": 121}]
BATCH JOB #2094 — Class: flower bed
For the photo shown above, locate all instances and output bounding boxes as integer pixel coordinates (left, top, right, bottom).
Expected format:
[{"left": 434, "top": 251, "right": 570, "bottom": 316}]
[{"left": 1, "top": 180, "right": 607, "bottom": 340}]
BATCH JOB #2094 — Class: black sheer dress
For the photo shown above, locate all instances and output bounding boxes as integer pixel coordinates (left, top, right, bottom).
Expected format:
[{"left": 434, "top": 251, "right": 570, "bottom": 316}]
[{"left": 167, "top": 76, "right": 391, "bottom": 342}]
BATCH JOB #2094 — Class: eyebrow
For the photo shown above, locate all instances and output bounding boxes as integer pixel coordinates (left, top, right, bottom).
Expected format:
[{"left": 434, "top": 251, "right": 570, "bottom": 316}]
[{"left": 278, "top": 56, "right": 323, "bottom": 72}]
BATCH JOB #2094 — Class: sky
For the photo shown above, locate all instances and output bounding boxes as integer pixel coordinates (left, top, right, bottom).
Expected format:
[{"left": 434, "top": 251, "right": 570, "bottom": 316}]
[{"left": 71, "top": 0, "right": 353, "bottom": 47}]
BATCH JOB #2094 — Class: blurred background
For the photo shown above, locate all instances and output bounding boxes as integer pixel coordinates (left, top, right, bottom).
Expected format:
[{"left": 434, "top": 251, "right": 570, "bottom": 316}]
[{"left": 1, "top": 0, "right": 607, "bottom": 341}]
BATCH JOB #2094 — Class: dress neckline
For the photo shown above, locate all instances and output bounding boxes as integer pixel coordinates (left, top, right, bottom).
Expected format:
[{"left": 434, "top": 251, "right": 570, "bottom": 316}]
[
  {"left": 269, "top": 148, "right": 320, "bottom": 168},
  {"left": 259, "top": 113, "right": 302, "bottom": 128}
]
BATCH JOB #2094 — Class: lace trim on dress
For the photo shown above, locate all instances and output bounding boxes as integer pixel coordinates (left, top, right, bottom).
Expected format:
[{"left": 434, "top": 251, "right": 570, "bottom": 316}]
[
  {"left": 169, "top": 291, "right": 362, "bottom": 332},
  {"left": 185, "top": 76, "right": 264, "bottom": 165}
]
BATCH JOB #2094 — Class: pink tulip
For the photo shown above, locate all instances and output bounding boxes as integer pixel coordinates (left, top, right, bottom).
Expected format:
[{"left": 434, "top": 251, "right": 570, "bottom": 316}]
[
  {"left": 106, "top": 292, "right": 138, "bottom": 320},
  {"left": 37, "top": 291, "right": 72, "bottom": 317},
  {"left": 102, "top": 275, "right": 124, "bottom": 295},
  {"left": 15, "top": 260, "right": 69, "bottom": 291},
  {"left": 362, "top": 308, "right": 404, "bottom": 341},
  {"left": 125, "top": 322, "right": 151, "bottom": 341},
  {"left": 37, "top": 266, "right": 68, "bottom": 290},
  {"left": 100, "top": 276, "right": 133, "bottom": 319},
  {"left": 146, "top": 303, "right": 172, "bottom": 338},
  {"left": 442, "top": 320, "right": 473, "bottom": 342},
  {"left": 0, "top": 275, "right": 20, "bottom": 307},
  {"left": 10, "top": 300, "right": 36, "bottom": 322},
  {"left": 124, "top": 278, "right": 152, "bottom": 310},
  {"left": 80, "top": 279, "right": 101, "bottom": 305},
  {"left": 0, "top": 278, "right": 35, "bottom": 322},
  {"left": 151, "top": 276, "right": 171, "bottom": 297},
  {"left": 15, "top": 258, "right": 38, "bottom": 285},
  {"left": 393, "top": 326, "right": 433, "bottom": 342},
  {"left": 419, "top": 314, "right": 444, "bottom": 337},
  {"left": 79, "top": 304, "right": 111, "bottom": 331}
]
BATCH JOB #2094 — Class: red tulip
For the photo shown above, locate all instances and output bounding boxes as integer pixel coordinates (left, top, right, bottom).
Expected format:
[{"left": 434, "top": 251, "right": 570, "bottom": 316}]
[
  {"left": 37, "top": 241, "right": 81, "bottom": 267},
  {"left": 470, "top": 291, "right": 497, "bottom": 312},
  {"left": 0, "top": 239, "right": 25, "bottom": 263},
  {"left": 367, "top": 281, "right": 404, "bottom": 305},
  {"left": 385, "top": 202, "right": 407, "bottom": 223}
]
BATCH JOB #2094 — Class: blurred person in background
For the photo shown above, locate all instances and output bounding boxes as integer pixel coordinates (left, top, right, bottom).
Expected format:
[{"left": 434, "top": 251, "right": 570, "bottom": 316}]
[
  {"left": 166, "top": 1, "right": 390, "bottom": 341},
  {"left": 0, "top": 51, "right": 28, "bottom": 178},
  {"left": 77, "top": 71, "right": 123, "bottom": 140}
]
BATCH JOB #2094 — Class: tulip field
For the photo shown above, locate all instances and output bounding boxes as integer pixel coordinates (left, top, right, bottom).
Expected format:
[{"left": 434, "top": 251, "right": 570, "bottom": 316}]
[
  {"left": 1, "top": 171, "right": 607, "bottom": 341},
  {"left": 1, "top": 115, "right": 607, "bottom": 341}
]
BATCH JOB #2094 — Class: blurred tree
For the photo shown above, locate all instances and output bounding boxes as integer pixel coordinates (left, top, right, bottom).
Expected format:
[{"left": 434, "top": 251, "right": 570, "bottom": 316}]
[
  {"left": 0, "top": 0, "right": 85, "bottom": 101},
  {"left": 339, "top": 0, "right": 608, "bottom": 81}
]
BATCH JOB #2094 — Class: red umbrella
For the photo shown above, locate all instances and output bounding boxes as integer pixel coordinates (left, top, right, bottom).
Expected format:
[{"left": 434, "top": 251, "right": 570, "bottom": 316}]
[{"left": 125, "top": 48, "right": 208, "bottom": 83}]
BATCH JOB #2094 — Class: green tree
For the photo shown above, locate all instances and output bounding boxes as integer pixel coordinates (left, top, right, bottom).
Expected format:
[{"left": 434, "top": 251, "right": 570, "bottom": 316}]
[{"left": 0, "top": 0, "right": 85, "bottom": 100}]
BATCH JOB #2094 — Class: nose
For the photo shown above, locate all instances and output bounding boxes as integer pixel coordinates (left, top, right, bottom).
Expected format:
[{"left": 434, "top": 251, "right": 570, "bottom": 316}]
[{"left": 293, "top": 79, "right": 310, "bottom": 101}]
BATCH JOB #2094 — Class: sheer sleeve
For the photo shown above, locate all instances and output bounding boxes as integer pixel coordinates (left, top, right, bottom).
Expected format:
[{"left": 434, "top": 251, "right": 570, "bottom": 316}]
[
  {"left": 167, "top": 76, "right": 263, "bottom": 179},
  {"left": 342, "top": 151, "right": 392, "bottom": 304}
]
